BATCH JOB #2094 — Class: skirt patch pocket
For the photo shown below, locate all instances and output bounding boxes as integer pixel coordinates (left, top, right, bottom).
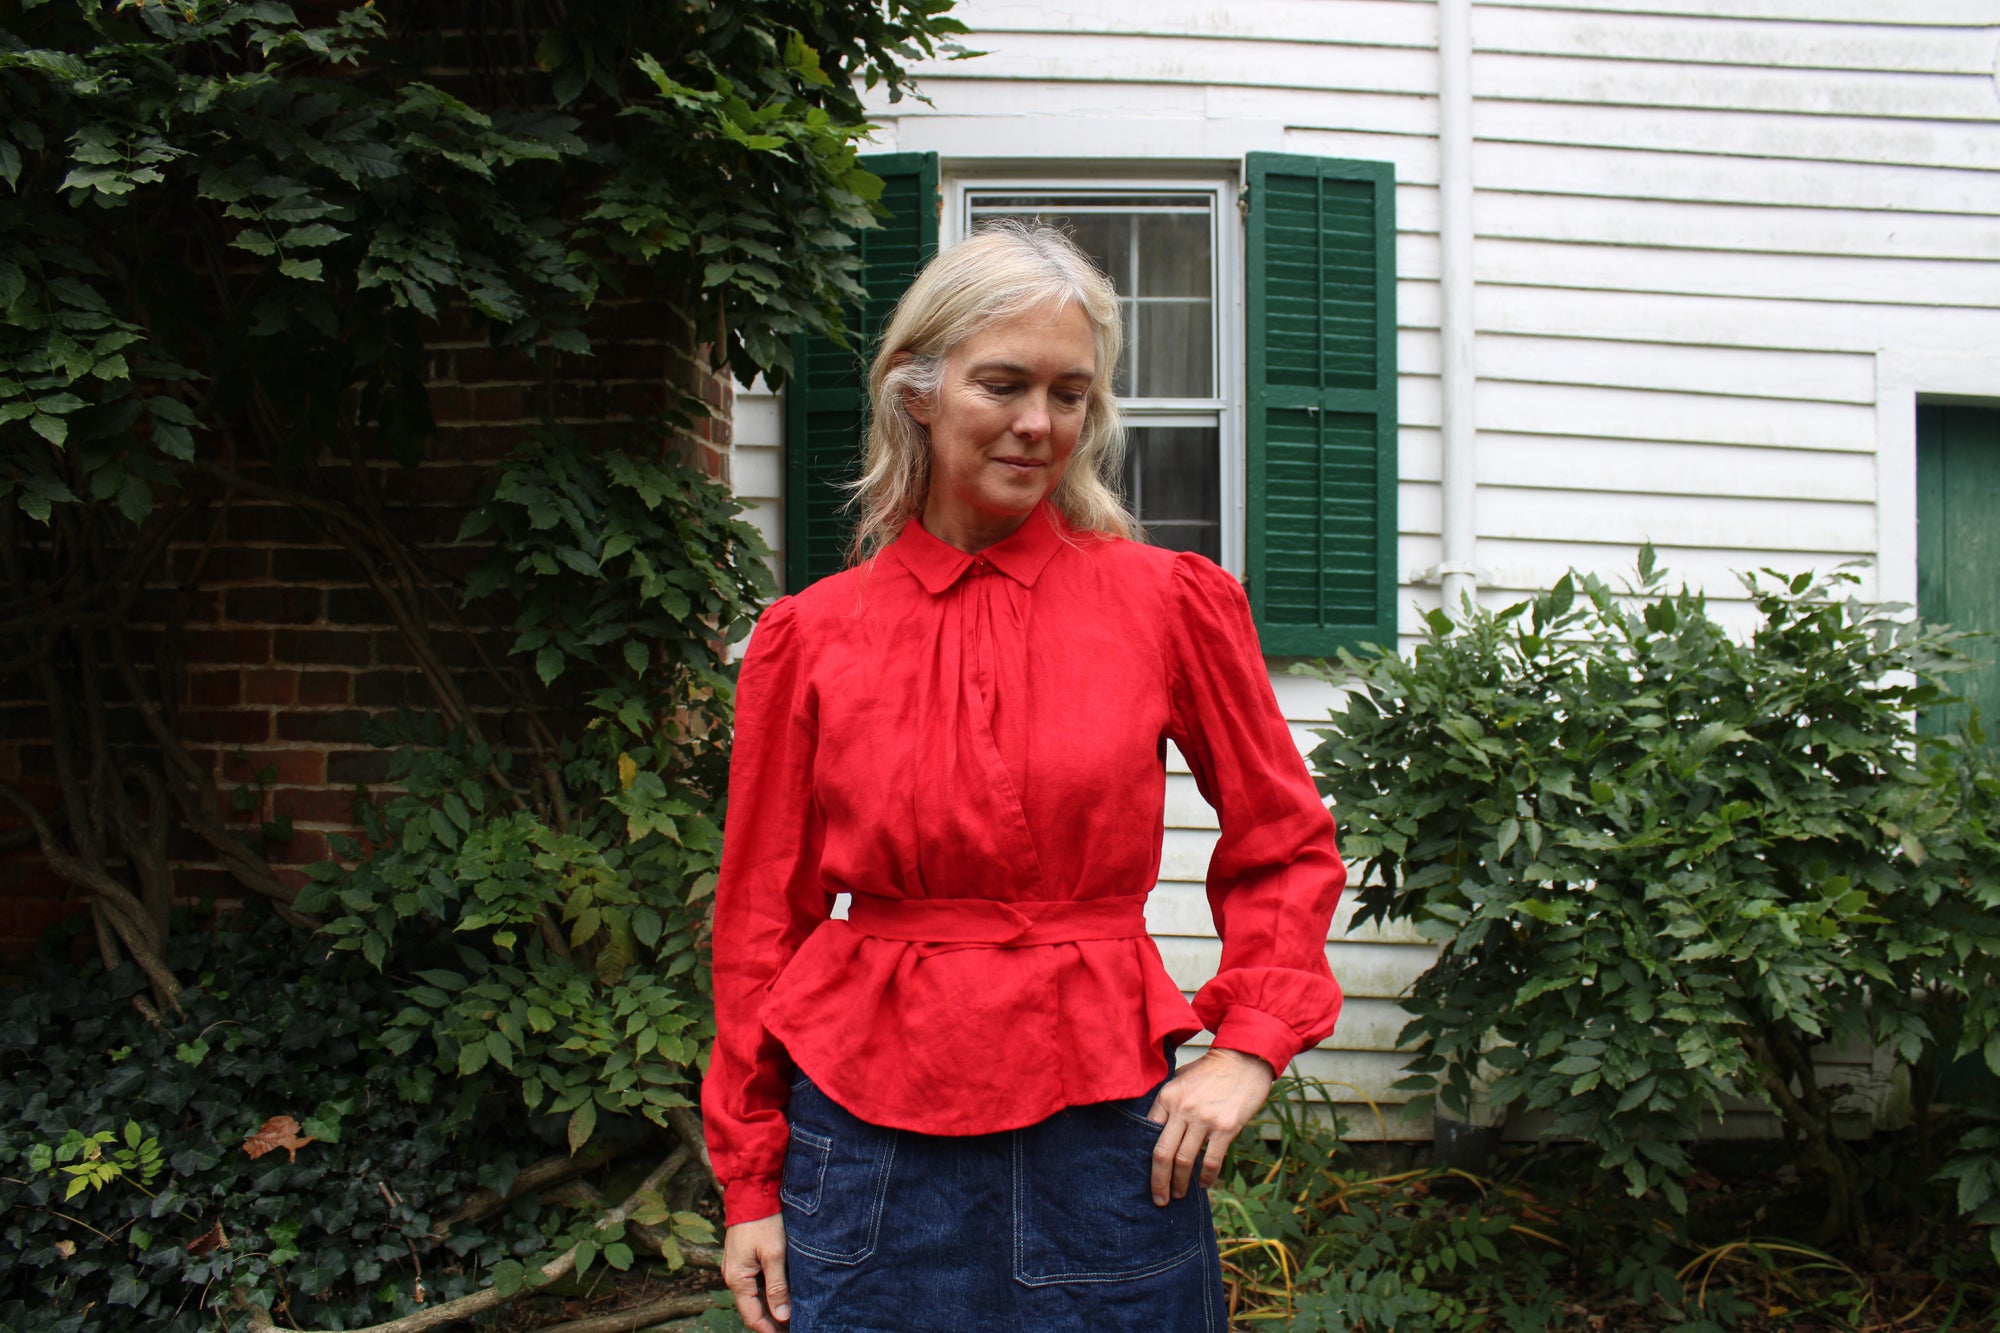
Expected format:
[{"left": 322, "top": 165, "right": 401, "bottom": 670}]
[
  {"left": 1010, "top": 1096, "right": 1206, "bottom": 1287},
  {"left": 781, "top": 1079, "right": 898, "bottom": 1268},
  {"left": 780, "top": 1126, "right": 832, "bottom": 1215}
]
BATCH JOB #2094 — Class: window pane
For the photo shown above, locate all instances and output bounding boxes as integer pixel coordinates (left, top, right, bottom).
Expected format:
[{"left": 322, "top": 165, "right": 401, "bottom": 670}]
[
  {"left": 965, "top": 192, "right": 1215, "bottom": 401},
  {"left": 1135, "top": 212, "right": 1209, "bottom": 298},
  {"left": 1122, "top": 426, "right": 1220, "bottom": 562},
  {"left": 1132, "top": 302, "right": 1212, "bottom": 399},
  {"left": 1055, "top": 212, "right": 1134, "bottom": 293}
]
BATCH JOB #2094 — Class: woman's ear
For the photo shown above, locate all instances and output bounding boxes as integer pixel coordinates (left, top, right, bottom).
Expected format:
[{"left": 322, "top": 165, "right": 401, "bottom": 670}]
[{"left": 890, "top": 353, "right": 934, "bottom": 426}]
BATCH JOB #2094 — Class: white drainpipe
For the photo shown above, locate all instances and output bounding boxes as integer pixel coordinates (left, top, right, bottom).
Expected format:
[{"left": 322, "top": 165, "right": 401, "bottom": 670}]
[{"left": 1437, "top": 0, "right": 1478, "bottom": 613}]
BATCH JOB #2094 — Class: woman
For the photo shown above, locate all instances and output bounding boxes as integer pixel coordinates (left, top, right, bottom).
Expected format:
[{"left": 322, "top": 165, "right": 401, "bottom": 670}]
[{"left": 705, "top": 222, "right": 1346, "bottom": 1333}]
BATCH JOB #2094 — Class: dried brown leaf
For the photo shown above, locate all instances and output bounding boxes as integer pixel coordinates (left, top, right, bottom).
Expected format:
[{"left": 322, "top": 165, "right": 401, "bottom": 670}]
[
  {"left": 186, "top": 1221, "right": 229, "bottom": 1257},
  {"left": 241, "top": 1114, "right": 315, "bottom": 1163}
]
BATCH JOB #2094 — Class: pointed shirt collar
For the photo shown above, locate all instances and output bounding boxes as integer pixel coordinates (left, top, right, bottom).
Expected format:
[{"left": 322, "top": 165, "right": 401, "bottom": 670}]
[{"left": 889, "top": 504, "right": 1070, "bottom": 595}]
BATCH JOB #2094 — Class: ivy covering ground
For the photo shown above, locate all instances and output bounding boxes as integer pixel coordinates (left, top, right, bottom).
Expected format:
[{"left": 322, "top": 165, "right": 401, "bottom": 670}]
[{"left": 0, "top": 911, "right": 563, "bottom": 1331}]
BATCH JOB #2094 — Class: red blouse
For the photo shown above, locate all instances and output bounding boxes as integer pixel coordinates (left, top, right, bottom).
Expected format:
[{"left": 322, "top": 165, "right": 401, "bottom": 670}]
[{"left": 702, "top": 504, "right": 1346, "bottom": 1225}]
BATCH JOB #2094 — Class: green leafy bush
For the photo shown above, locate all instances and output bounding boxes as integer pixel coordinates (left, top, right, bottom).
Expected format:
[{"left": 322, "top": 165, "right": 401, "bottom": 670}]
[
  {"left": 1304, "top": 552, "right": 2000, "bottom": 1245},
  {"left": 293, "top": 440, "right": 772, "bottom": 1153},
  {"left": 0, "top": 910, "right": 557, "bottom": 1332}
]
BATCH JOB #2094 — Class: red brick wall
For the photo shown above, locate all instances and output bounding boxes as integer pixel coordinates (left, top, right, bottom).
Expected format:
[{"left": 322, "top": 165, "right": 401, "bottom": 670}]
[{"left": 0, "top": 298, "right": 732, "bottom": 958}]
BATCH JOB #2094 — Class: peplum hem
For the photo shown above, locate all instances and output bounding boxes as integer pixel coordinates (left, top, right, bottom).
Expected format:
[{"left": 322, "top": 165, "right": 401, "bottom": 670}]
[{"left": 762, "top": 921, "right": 1202, "bottom": 1136}]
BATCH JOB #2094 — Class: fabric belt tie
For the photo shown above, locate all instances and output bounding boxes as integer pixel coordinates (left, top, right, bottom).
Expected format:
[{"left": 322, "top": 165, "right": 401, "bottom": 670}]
[{"left": 845, "top": 894, "right": 1149, "bottom": 948}]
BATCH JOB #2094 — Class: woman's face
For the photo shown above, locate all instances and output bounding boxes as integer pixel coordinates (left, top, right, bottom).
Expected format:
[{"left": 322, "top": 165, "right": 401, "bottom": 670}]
[{"left": 910, "top": 301, "right": 1097, "bottom": 551}]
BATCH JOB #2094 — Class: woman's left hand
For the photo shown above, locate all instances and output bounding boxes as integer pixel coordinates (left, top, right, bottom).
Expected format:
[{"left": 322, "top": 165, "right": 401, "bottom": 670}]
[{"left": 1145, "top": 1047, "right": 1276, "bottom": 1206}]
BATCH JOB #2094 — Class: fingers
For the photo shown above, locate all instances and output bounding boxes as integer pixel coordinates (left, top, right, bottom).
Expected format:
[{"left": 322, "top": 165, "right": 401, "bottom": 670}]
[
  {"left": 1171, "top": 1127, "right": 1203, "bottom": 1201},
  {"left": 1199, "top": 1125, "right": 1236, "bottom": 1190},
  {"left": 1150, "top": 1111, "right": 1212, "bottom": 1204},
  {"left": 1149, "top": 1117, "right": 1177, "bottom": 1206},
  {"left": 764, "top": 1246, "right": 792, "bottom": 1327},
  {"left": 723, "top": 1217, "right": 790, "bottom": 1333},
  {"left": 1148, "top": 1051, "right": 1276, "bottom": 1205},
  {"left": 725, "top": 1261, "right": 774, "bottom": 1333}
]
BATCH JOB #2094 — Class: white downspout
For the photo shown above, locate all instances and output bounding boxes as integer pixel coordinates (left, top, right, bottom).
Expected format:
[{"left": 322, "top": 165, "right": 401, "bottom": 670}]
[{"left": 1437, "top": 0, "right": 1479, "bottom": 614}]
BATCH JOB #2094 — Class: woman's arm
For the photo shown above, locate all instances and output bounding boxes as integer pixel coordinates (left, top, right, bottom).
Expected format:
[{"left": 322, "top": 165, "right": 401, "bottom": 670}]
[
  {"left": 702, "top": 597, "right": 830, "bottom": 1223},
  {"left": 1154, "top": 553, "right": 1347, "bottom": 1196}
]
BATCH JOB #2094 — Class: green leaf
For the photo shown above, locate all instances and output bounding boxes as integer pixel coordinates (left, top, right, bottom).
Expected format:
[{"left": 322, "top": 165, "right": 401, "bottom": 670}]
[
  {"left": 30, "top": 413, "right": 68, "bottom": 447},
  {"left": 567, "top": 1100, "right": 597, "bottom": 1154},
  {"left": 279, "top": 257, "right": 325, "bottom": 282},
  {"left": 535, "top": 646, "right": 564, "bottom": 684}
]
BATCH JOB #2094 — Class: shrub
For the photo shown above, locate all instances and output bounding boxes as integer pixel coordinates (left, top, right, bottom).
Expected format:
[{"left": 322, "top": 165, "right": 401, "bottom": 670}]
[
  {"left": 292, "top": 438, "right": 770, "bottom": 1156},
  {"left": 0, "top": 909, "right": 558, "bottom": 1332},
  {"left": 1303, "top": 552, "right": 2000, "bottom": 1246}
]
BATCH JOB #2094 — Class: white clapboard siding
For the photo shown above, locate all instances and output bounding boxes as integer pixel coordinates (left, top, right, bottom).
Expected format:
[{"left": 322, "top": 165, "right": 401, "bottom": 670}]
[
  {"left": 924, "top": 31, "right": 1444, "bottom": 97},
  {"left": 1492, "top": 0, "right": 1998, "bottom": 25},
  {"left": 1469, "top": 435, "right": 1878, "bottom": 504},
  {"left": 1476, "top": 335, "right": 1878, "bottom": 405},
  {"left": 730, "top": 0, "right": 2000, "bottom": 1140},
  {"left": 1478, "top": 192, "right": 2000, "bottom": 263},
  {"left": 1472, "top": 8, "right": 1996, "bottom": 74},
  {"left": 729, "top": 378, "right": 784, "bottom": 584},
  {"left": 963, "top": 0, "right": 1438, "bottom": 49},
  {"left": 1476, "top": 99, "right": 2000, "bottom": 173},
  {"left": 1472, "top": 138, "right": 2000, "bottom": 216},
  {"left": 1477, "top": 283, "right": 2000, "bottom": 359},
  {"left": 1474, "top": 380, "right": 1878, "bottom": 453},
  {"left": 1476, "top": 237, "right": 2000, "bottom": 309},
  {"left": 1472, "top": 52, "right": 2000, "bottom": 122}
]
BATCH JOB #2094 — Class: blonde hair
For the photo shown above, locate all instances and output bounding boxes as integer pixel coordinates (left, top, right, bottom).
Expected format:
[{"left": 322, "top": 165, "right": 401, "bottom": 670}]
[{"left": 847, "top": 220, "right": 1136, "bottom": 561}]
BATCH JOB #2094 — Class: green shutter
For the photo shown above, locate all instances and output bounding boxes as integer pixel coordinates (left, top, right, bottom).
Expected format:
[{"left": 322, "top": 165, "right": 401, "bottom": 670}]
[
  {"left": 1244, "top": 153, "right": 1398, "bottom": 656},
  {"left": 784, "top": 152, "right": 939, "bottom": 591},
  {"left": 1917, "top": 403, "right": 2000, "bottom": 742}
]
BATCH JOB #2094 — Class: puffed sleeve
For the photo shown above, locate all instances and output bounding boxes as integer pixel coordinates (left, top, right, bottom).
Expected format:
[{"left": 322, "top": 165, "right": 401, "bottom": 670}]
[
  {"left": 1165, "top": 553, "right": 1346, "bottom": 1075},
  {"left": 701, "top": 597, "right": 830, "bottom": 1225}
]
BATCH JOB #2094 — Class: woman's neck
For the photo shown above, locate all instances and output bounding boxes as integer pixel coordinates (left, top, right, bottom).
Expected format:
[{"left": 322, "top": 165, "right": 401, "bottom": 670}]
[{"left": 919, "top": 500, "right": 1033, "bottom": 555}]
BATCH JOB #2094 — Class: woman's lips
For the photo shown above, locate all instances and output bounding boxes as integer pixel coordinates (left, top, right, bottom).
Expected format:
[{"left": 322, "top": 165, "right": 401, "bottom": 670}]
[{"left": 993, "top": 457, "right": 1044, "bottom": 473}]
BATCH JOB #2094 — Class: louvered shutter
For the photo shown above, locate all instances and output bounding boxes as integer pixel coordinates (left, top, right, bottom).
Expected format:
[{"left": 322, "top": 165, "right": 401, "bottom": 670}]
[
  {"left": 1244, "top": 153, "right": 1398, "bottom": 656},
  {"left": 784, "top": 152, "right": 939, "bottom": 592}
]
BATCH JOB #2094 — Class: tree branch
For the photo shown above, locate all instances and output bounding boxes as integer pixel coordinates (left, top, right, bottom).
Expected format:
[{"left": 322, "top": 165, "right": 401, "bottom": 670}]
[
  {"left": 530, "top": 1292, "right": 717, "bottom": 1333},
  {"left": 430, "top": 1125, "right": 657, "bottom": 1241},
  {"left": 248, "top": 1152, "right": 688, "bottom": 1333}
]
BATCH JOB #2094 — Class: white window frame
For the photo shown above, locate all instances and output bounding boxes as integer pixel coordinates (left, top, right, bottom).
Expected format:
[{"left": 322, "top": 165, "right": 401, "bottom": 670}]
[{"left": 944, "top": 172, "right": 1247, "bottom": 575}]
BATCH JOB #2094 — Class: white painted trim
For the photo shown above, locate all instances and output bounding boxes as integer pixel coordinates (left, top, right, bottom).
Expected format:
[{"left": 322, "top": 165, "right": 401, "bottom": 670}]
[
  {"left": 1437, "top": 0, "right": 1477, "bottom": 610},
  {"left": 1874, "top": 351, "right": 2000, "bottom": 610}
]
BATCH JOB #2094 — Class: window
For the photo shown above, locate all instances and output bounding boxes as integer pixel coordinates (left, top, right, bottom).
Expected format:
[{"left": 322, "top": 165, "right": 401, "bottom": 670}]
[
  {"left": 785, "top": 152, "right": 1398, "bottom": 658},
  {"left": 960, "top": 186, "right": 1229, "bottom": 564}
]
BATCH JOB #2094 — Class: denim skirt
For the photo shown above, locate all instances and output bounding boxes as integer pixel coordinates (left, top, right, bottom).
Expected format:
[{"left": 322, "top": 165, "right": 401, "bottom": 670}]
[{"left": 779, "top": 1075, "right": 1228, "bottom": 1333}]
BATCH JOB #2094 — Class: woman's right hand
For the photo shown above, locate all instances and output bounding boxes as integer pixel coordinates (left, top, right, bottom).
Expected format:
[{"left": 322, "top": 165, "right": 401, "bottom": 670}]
[{"left": 722, "top": 1214, "right": 791, "bottom": 1332}]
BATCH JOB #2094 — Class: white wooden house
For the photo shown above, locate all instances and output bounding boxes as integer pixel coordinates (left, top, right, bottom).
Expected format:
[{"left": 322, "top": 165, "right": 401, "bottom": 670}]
[{"left": 728, "top": 0, "right": 2000, "bottom": 1140}]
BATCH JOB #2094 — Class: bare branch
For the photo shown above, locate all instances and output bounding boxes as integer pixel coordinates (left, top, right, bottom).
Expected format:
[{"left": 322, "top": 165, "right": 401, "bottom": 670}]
[
  {"left": 247, "top": 1151, "right": 688, "bottom": 1333},
  {"left": 529, "top": 1292, "right": 717, "bottom": 1333},
  {"left": 430, "top": 1126, "right": 656, "bottom": 1241}
]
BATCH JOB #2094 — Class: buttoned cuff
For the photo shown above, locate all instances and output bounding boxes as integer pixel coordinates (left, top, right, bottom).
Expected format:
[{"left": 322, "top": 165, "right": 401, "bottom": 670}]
[
  {"left": 1210, "top": 1006, "right": 1303, "bottom": 1077},
  {"left": 724, "top": 1175, "right": 783, "bottom": 1226}
]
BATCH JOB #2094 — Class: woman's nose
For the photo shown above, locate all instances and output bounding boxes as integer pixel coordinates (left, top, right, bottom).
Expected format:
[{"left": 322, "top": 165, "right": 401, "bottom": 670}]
[{"left": 1012, "top": 392, "right": 1050, "bottom": 442}]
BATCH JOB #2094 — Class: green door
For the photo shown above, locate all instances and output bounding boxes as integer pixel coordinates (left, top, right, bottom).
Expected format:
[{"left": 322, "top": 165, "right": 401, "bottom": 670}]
[{"left": 1917, "top": 404, "right": 2000, "bottom": 739}]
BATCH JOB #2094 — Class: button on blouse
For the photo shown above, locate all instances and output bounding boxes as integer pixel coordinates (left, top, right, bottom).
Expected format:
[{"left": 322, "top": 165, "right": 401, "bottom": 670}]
[{"left": 703, "top": 503, "right": 1347, "bottom": 1224}]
